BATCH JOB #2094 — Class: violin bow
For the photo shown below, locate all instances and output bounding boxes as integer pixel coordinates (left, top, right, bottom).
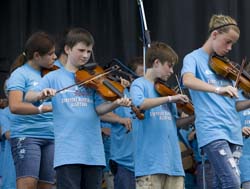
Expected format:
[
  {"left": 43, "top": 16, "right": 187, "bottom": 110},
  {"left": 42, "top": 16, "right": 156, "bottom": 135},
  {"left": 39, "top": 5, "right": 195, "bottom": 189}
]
[
  {"left": 175, "top": 74, "right": 194, "bottom": 106},
  {"left": 175, "top": 74, "right": 183, "bottom": 94},
  {"left": 234, "top": 57, "right": 246, "bottom": 88}
]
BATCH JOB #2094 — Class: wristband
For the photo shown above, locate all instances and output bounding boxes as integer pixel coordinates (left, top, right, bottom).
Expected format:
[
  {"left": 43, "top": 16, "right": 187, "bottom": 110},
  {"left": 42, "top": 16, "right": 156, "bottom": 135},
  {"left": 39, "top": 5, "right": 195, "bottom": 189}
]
[
  {"left": 38, "top": 104, "right": 44, "bottom": 114},
  {"left": 215, "top": 87, "right": 221, "bottom": 94},
  {"left": 167, "top": 96, "right": 172, "bottom": 102}
]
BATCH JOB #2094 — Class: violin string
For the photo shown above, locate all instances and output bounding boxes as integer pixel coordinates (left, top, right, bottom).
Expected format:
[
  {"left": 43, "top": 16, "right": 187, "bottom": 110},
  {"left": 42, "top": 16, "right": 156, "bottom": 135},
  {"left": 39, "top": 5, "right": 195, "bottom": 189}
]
[{"left": 175, "top": 74, "right": 183, "bottom": 94}]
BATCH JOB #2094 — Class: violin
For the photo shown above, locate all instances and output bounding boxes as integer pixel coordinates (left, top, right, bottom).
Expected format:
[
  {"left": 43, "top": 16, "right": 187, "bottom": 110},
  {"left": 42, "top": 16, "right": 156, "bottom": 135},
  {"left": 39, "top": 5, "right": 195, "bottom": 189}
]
[
  {"left": 210, "top": 54, "right": 250, "bottom": 93},
  {"left": 154, "top": 78, "right": 194, "bottom": 115},
  {"left": 75, "top": 64, "right": 145, "bottom": 120},
  {"left": 41, "top": 65, "right": 60, "bottom": 77}
]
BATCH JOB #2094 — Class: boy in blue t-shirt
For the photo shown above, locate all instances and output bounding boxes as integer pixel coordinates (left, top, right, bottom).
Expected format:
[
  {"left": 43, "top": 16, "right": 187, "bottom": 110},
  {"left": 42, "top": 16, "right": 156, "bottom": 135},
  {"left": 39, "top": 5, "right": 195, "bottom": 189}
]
[
  {"left": 130, "top": 41, "right": 194, "bottom": 189},
  {"left": 25, "top": 28, "right": 131, "bottom": 189}
]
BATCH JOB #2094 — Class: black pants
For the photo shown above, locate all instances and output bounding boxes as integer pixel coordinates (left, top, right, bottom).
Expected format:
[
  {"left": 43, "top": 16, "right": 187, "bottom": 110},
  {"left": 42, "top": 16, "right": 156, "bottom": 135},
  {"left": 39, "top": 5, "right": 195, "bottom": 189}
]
[{"left": 55, "top": 164, "right": 103, "bottom": 189}]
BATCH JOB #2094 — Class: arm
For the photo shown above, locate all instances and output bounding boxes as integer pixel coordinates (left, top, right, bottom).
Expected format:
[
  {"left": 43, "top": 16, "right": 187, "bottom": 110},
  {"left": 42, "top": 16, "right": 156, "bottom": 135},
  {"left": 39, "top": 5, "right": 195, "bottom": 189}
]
[
  {"left": 176, "top": 115, "right": 195, "bottom": 130},
  {"left": 100, "top": 112, "right": 123, "bottom": 123},
  {"left": 4, "top": 131, "right": 10, "bottom": 140},
  {"left": 236, "top": 100, "right": 250, "bottom": 112},
  {"left": 139, "top": 94, "right": 190, "bottom": 111},
  {"left": 182, "top": 72, "right": 238, "bottom": 97},
  {"left": 188, "top": 130, "right": 196, "bottom": 141},
  {"left": 96, "top": 97, "right": 131, "bottom": 115},
  {"left": 242, "top": 127, "right": 250, "bottom": 137},
  {"left": 9, "top": 90, "right": 51, "bottom": 115},
  {"left": 100, "top": 112, "right": 132, "bottom": 131},
  {"left": 25, "top": 88, "right": 56, "bottom": 103}
]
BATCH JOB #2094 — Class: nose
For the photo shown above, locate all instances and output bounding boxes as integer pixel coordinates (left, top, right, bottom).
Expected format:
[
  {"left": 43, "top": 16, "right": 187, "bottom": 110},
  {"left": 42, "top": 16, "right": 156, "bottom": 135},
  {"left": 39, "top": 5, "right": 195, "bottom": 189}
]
[
  {"left": 53, "top": 53, "right": 57, "bottom": 60},
  {"left": 227, "top": 44, "right": 232, "bottom": 51},
  {"left": 169, "top": 67, "right": 174, "bottom": 75},
  {"left": 83, "top": 51, "right": 89, "bottom": 58}
]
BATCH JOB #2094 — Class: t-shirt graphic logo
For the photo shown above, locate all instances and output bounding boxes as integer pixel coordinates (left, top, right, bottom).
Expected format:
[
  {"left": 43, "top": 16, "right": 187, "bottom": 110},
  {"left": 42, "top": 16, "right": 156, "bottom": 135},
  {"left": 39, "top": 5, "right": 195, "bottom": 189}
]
[
  {"left": 205, "top": 69, "right": 213, "bottom": 75},
  {"left": 75, "top": 86, "right": 92, "bottom": 97}
]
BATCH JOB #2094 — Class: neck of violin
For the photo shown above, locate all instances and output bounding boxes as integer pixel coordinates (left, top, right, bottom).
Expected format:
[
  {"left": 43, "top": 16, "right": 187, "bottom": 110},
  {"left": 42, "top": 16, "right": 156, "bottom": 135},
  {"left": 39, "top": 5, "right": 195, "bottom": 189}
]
[{"left": 102, "top": 80, "right": 124, "bottom": 98}]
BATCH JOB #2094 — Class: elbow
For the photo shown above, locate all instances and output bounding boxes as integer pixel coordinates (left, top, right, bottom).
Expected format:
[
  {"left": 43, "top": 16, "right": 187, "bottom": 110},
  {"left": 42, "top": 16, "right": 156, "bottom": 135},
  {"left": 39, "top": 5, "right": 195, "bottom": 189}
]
[
  {"left": 9, "top": 104, "right": 20, "bottom": 114},
  {"left": 182, "top": 75, "right": 192, "bottom": 88},
  {"left": 96, "top": 108, "right": 106, "bottom": 116},
  {"left": 24, "top": 92, "right": 34, "bottom": 102}
]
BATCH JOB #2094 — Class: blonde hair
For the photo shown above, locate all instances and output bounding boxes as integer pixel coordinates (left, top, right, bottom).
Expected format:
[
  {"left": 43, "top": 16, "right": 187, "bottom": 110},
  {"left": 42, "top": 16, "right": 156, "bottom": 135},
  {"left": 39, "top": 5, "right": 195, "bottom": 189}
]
[{"left": 208, "top": 14, "right": 240, "bottom": 35}]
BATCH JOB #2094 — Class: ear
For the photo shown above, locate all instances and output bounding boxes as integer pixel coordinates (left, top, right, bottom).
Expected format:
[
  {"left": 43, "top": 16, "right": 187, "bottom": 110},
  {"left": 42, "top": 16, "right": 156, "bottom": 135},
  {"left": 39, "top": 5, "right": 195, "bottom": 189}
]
[
  {"left": 211, "top": 30, "right": 218, "bottom": 40},
  {"left": 33, "top": 52, "right": 41, "bottom": 60},
  {"left": 153, "top": 59, "right": 161, "bottom": 67},
  {"left": 64, "top": 45, "right": 71, "bottom": 55}
]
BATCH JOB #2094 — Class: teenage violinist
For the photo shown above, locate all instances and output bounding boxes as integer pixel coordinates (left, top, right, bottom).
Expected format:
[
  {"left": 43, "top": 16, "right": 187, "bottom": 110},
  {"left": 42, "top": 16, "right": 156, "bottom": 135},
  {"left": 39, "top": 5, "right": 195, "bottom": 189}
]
[
  {"left": 130, "top": 41, "right": 194, "bottom": 189},
  {"left": 181, "top": 14, "right": 250, "bottom": 189},
  {"left": 25, "top": 28, "right": 131, "bottom": 189}
]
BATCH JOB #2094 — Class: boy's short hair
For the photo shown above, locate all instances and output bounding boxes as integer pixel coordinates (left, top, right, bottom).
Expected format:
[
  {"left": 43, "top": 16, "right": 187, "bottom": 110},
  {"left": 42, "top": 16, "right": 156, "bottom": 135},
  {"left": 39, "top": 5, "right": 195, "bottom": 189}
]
[
  {"left": 146, "top": 41, "right": 178, "bottom": 68},
  {"left": 65, "top": 28, "right": 94, "bottom": 48}
]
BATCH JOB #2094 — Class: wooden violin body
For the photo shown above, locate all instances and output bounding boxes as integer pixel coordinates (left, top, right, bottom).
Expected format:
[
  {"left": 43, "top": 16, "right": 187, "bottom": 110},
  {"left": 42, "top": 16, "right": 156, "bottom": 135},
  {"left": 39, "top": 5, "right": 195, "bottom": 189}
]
[
  {"left": 75, "top": 65, "right": 124, "bottom": 101},
  {"left": 75, "top": 63, "right": 145, "bottom": 120},
  {"left": 210, "top": 55, "right": 250, "bottom": 93},
  {"left": 154, "top": 78, "right": 194, "bottom": 115}
]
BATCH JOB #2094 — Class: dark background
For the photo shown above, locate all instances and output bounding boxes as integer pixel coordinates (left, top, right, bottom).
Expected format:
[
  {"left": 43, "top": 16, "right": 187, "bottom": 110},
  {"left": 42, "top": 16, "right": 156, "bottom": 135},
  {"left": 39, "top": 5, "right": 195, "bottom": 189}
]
[{"left": 1, "top": 0, "right": 250, "bottom": 98}]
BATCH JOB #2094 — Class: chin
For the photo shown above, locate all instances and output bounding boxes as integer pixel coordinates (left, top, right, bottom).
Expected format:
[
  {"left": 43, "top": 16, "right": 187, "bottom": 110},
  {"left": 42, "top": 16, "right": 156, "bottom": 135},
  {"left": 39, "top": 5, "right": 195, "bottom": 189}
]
[
  {"left": 215, "top": 51, "right": 226, "bottom": 57},
  {"left": 161, "top": 77, "right": 168, "bottom": 81},
  {"left": 79, "top": 62, "right": 87, "bottom": 66}
]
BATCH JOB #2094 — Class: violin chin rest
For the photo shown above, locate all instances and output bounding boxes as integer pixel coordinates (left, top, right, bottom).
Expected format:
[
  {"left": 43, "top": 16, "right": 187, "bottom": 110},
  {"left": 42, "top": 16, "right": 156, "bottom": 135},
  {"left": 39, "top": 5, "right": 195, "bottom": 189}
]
[{"left": 81, "top": 62, "right": 98, "bottom": 70}]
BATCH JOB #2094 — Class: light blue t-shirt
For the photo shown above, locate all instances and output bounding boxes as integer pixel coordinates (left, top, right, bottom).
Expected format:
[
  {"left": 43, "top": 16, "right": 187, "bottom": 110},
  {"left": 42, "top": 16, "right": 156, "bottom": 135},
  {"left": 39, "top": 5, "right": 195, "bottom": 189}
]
[
  {"left": 34, "top": 67, "right": 105, "bottom": 168},
  {"left": 130, "top": 77, "right": 184, "bottom": 177},
  {"left": 181, "top": 48, "right": 242, "bottom": 148},
  {"left": 238, "top": 91, "right": 250, "bottom": 183},
  {"left": 54, "top": 59, "right": 64, "bottom": 68},
  {"left": 0, "top": 107, "right": 13, "bottom": 138},
  {"left": 110, "top": 88, "right": 134, "bottom": 172},
  {"left": 101, "top": 121, "right": 112, "bottom": 172},
  {"left": 0, "top": 107, "right": 16, "bottom": 189},
  {"left": 7, "top": 63, "right": 54, "bottom": 139}
]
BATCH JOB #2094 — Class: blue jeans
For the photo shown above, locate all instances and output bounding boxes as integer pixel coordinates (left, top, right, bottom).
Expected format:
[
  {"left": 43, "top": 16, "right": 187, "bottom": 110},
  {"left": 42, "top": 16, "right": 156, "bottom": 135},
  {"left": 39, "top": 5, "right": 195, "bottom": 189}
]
[
  {"left": 196, "top": 161, "right": 213, "bottom": 189},
  {"left": 202, "top": 139, "right": 242, "bottom": 189},
  {"left": 114, "top": 164, "right": 135, "bottom": 189}
]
